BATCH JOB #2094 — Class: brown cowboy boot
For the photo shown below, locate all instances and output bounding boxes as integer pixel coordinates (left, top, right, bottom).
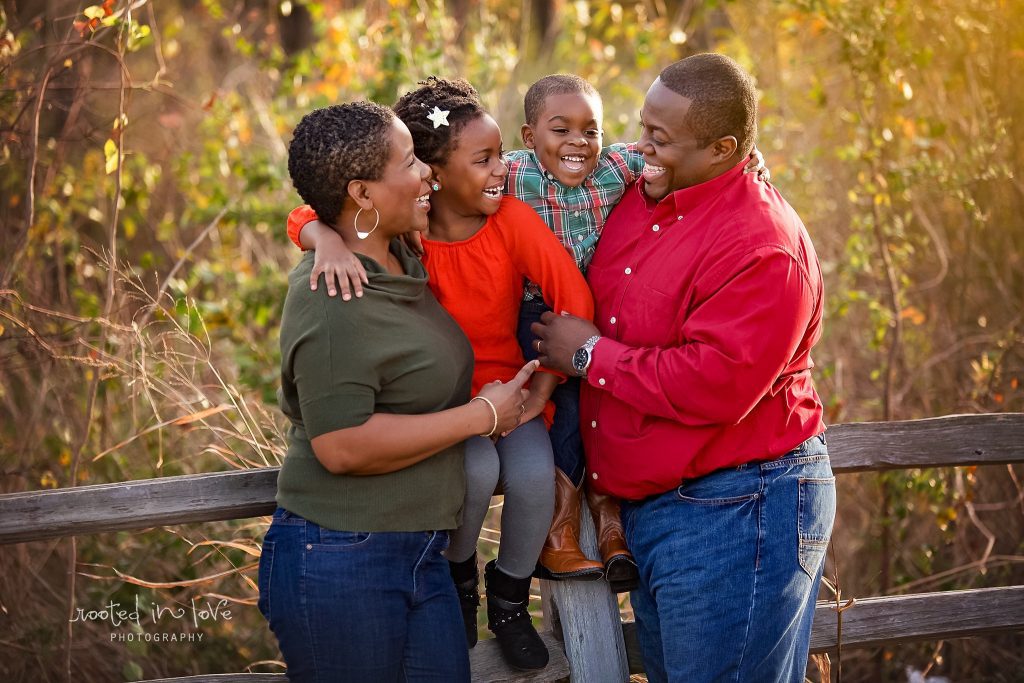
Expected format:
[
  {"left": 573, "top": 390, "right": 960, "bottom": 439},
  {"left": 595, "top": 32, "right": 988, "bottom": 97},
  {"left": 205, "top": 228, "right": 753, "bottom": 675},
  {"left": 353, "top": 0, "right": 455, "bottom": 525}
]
[
  {"left": 585, "top": 486, "right": 639, "bottom": 593},
  {"left": 536, "top": 469, "right": 604, "bottom": 581}
]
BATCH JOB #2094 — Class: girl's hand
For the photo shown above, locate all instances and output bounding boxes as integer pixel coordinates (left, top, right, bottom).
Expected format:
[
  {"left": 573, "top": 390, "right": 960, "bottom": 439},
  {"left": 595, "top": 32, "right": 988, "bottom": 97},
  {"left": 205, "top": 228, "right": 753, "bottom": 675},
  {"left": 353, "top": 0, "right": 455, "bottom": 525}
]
[
  {"left": 309, "top": 228, "right": 368, "bottom": 300},
  {"left": 510, "top": 389, "right": 549, "bottom": 436},
  {"left": 743, "top": 147, "right": 770, "bottom": 183},
  {"left": 475, "top": 361, "right": 539, "bottom": 437}
]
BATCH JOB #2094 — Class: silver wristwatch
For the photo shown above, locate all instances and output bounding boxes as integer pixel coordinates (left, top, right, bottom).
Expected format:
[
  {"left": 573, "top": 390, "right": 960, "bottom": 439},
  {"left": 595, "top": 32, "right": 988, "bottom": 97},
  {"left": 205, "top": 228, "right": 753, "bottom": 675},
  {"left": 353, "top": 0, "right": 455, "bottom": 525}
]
[{"left": 571, "top": 335, "right": 601, "bottom": 378}]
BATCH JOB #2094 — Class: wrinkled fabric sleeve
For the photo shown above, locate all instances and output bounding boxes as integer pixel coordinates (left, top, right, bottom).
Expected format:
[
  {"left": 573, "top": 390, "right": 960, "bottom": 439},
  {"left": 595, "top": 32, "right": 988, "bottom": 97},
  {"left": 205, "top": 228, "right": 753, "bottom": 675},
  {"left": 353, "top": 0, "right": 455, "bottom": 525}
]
[{"left": 586, "top": 244, "right": 815, "bottom": 426}]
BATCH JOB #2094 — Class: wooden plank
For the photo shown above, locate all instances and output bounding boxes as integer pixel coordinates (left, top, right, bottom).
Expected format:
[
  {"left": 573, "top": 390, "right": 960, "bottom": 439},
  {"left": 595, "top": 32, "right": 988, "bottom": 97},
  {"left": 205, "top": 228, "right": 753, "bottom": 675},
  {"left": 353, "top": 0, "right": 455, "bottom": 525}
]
[
  {"left": 828, "top": 413, "right": 1024, "bottom": 472},
  {"left": 139, "top": 632, "right": 570, "bottom": 683},
  {"left": 808, "top": 585, "right": 1024, "bottom": 652},
  {"left": 1, "top": 413, "right": 1022, "bottom": 546},
  {"left": 621, "top": 586, "right": 1024, "bottom": 672},
  {"left": 0, "top": 469, "right": 279, "bottom": 545},
  {"left": 542, "top": 505, "right": 630, "bottom": 682}
]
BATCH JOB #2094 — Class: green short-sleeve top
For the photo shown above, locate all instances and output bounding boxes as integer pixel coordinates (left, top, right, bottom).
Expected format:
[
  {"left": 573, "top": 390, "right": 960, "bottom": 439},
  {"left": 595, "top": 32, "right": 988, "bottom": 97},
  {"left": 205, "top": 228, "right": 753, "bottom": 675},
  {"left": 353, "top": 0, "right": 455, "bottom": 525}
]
[{"left": 276, "top": 239, "right": 474, "bottom": 532}]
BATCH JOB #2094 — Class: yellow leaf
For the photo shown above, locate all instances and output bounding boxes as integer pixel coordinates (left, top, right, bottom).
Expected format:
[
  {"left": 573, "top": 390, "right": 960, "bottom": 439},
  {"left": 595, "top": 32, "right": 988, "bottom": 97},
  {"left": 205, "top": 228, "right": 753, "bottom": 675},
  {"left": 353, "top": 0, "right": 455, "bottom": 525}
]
[
  {"left": 0, "top": 323, "right": 4, "bottom": 336},
  {"left": 104, "top": 138, "right": 119, "bottom": 174},
  {"left": 83, "top": 5, "right": 105, "bottom": 20}
]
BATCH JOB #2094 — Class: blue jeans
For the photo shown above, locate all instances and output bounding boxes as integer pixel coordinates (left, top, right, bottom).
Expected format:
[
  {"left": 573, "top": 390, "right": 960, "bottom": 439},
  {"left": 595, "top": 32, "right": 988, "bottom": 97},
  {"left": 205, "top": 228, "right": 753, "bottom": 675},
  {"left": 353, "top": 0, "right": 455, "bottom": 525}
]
[
  {"left": 258, "top": 508, "right": 470, "bottom": 683},
  {"left": 517, "top": 296, "right": 586, "bottom": 485},
  {"left": 621, "top": 435, "right": 835, "bottom": 683}
]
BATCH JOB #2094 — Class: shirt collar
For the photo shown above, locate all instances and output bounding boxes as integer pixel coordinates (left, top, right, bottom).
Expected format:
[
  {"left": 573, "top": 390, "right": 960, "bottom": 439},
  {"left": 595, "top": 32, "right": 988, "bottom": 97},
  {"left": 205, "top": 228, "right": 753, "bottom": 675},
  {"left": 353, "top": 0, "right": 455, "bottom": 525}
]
[{"left": 640, "top": 157, "right": 748, "bottom": 216}]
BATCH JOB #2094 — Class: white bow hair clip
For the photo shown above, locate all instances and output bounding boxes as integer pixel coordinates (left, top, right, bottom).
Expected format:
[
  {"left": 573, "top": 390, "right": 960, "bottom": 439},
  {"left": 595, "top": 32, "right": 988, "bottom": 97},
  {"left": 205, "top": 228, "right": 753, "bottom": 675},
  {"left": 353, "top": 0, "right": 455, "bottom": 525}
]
[{"left": 426, "top": 106, "right": 450, "bottom": 129}]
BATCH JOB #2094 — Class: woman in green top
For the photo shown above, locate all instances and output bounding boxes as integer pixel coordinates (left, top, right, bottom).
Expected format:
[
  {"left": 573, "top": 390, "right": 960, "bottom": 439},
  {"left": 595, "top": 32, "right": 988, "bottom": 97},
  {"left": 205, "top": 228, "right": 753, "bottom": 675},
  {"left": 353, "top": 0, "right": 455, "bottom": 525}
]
[{"left": 259, "top": 101, "right": 537, "bottom": 682}]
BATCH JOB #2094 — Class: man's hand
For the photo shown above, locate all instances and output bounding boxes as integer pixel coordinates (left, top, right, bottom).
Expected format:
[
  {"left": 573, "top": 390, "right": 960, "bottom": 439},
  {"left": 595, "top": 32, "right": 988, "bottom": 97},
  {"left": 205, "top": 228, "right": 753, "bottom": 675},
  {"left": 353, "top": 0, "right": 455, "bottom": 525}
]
[{"left": 531, "top": 311, "right": 601, "bottom": 376}]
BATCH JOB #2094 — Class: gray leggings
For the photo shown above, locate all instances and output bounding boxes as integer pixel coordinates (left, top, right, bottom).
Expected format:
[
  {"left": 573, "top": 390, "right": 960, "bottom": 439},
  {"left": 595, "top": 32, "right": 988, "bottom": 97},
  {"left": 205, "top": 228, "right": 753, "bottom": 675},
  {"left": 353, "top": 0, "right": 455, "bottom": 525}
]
[{"left": 446, "top": 416, "right": 555, "bottom": 579}]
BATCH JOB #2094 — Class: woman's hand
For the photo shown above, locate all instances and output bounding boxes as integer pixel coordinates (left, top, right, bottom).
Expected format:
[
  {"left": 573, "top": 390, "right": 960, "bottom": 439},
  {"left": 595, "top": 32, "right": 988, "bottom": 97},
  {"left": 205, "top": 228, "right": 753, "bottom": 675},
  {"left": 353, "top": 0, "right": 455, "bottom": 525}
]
[
  {"left": 743, "top": 147, "right": 770, "bottom": 183},
  {"left": 307, "top": 225, "right": 368, "bottom": 300},
  {"left": 474, "top": 360, "right": 539, "bottom": 437}
]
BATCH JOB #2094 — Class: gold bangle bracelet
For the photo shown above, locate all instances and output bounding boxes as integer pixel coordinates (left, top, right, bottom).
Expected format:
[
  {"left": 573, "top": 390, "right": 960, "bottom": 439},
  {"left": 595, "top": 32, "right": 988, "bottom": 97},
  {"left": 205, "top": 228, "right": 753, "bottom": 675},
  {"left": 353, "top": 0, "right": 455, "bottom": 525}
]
[{"left": 470, "top": 395, "right": 499, "bottom": 438}]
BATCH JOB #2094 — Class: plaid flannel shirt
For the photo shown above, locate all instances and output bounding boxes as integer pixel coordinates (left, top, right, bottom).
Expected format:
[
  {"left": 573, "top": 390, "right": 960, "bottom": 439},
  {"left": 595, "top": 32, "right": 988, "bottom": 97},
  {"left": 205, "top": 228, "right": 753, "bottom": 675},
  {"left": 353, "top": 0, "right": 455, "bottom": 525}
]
[{"left": 504, "top": 143, "right": 644, "bottom": 300}]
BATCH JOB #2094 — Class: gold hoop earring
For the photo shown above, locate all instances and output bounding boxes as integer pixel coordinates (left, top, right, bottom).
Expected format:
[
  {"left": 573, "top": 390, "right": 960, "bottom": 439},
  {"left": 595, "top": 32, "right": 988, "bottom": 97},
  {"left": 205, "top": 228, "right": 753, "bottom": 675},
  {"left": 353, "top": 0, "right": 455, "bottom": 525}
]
[{"left": 354, "top": 207, "right": 380, "bottom": 240}]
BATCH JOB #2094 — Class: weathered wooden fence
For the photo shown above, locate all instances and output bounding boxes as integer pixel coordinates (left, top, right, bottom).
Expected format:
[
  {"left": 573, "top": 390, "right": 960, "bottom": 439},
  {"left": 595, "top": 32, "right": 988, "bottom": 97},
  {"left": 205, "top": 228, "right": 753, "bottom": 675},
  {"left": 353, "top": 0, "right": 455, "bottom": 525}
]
[{"left": 2, "top": 413, "right": 1023, "bottom": 682}]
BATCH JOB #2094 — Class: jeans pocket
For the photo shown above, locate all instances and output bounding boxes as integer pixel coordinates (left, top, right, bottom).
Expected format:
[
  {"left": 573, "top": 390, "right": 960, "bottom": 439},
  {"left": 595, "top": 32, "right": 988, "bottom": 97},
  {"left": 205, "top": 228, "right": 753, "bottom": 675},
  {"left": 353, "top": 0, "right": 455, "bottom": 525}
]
[
  {"left": 798, "top": 477, "right": 836, "bottom": 578},
  {"left": 315, "top": 528, "right": 373, "bottom": 550},
  {"left": 257, "top": 540, "right": 274, "bottom": 622},
  {"left": 676, "top": 468, "right": 762, "bottom": 505}
]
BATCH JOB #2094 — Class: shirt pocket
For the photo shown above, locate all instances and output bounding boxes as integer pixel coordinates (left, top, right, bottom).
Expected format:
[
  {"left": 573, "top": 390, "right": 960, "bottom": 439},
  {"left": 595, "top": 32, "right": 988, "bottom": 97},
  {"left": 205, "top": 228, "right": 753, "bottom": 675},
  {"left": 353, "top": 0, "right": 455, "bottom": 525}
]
[{"left": 628, "top": 284, "right": 681, "bottom": 346}]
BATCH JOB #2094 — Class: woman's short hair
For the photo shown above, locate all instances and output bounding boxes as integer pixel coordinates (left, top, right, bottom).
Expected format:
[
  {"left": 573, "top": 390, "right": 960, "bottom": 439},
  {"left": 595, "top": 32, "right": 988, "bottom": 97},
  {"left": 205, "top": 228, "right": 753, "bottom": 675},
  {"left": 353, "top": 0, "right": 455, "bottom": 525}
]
[
  {"left": 393, "top": 77, "right": 486, "bottom": 166},
  {"left": 658, "top": 53, "right": 757, "bottom": 157},
  {"left": 288, "top": 102, "right": 394, "bottom": 224}
]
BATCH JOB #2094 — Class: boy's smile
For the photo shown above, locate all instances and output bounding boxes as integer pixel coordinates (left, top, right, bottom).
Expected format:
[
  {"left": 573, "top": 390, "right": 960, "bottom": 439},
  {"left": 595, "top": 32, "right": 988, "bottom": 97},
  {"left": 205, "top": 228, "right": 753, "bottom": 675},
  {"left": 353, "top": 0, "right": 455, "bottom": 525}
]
[{"left": 521, "top": 92, "right": 603, "bottom": 187}]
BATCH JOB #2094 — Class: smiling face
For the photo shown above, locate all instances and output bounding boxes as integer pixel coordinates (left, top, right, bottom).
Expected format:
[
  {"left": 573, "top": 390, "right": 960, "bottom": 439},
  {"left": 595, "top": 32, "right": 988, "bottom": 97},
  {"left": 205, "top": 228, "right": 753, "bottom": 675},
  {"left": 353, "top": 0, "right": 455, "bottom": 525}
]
[
  {"left": 522, "top": 92, "right": 603, "bottom": 187},
  {"left": 637, "top": 78, "right": 725, "bottom": 201},
  {"left": 361, "top": 118, "right": 433, "bottom": 235},
  {"left": 432, "top": 113, "right": 508, "bottom": 218}
]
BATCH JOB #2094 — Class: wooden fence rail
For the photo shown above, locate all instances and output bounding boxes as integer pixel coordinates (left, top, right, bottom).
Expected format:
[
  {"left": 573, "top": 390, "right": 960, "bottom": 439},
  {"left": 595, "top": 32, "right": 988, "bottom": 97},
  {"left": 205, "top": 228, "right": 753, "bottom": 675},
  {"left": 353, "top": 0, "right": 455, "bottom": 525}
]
[{"left": 2, "top": 413, "right": 1023, "bottom": 682}]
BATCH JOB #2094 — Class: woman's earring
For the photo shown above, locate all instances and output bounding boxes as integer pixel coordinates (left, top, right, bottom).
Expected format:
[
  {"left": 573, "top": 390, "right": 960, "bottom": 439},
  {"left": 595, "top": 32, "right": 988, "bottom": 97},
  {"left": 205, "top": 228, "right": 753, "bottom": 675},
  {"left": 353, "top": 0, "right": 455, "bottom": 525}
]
[
  {"left": 354, "top": 207, "right": 380, "bottom": 240},
  {"left": 431, "top": 181, "right": 441, "bottom": 192}
]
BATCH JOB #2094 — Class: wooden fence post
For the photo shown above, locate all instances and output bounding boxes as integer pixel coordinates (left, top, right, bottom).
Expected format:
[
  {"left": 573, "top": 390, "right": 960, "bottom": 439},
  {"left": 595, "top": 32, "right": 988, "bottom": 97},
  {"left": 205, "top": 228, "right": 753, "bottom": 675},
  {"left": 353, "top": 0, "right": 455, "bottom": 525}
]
[{"left": 540, "top": 505, "right": 630, "bottom": 682}]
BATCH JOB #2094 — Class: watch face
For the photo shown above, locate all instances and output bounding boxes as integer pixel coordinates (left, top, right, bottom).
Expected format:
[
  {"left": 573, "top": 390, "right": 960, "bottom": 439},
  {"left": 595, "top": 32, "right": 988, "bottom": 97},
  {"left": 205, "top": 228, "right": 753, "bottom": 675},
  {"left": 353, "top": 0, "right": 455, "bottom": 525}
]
[{"left": 572, "top": 347, "right": 588, "bottom": 373}]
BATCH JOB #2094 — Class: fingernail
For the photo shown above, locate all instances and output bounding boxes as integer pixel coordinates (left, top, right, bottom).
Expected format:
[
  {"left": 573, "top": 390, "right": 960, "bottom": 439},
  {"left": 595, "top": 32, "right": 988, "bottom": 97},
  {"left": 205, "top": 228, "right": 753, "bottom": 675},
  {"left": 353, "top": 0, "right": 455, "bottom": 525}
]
[{"left": 356, "top": 292, "right": 363, "bottom": 298}]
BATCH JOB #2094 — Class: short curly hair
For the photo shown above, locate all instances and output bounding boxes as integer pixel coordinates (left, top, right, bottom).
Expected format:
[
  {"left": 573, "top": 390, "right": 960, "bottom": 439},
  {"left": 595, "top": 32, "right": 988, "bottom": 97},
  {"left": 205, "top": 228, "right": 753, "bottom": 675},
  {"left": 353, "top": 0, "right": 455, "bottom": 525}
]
[
  {"left": 287, "top": 102, "right": 394, "bottom": 225},
  {"left": 523, "top": 74, "right": 600, "bottom": 125},
  {"left": 658, "top": 53, "right": 757, "bottom": 157},
  {"left": 393, "top": 77, "right": 486, "bottom": 166}
]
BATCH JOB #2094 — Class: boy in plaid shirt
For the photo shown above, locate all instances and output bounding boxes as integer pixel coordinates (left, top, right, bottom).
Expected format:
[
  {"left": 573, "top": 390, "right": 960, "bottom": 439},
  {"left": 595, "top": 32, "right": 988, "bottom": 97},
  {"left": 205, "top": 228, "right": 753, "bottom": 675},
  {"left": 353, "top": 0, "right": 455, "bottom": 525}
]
[{"left": 506, "top": 75, "right": 643, "bottom": 591}]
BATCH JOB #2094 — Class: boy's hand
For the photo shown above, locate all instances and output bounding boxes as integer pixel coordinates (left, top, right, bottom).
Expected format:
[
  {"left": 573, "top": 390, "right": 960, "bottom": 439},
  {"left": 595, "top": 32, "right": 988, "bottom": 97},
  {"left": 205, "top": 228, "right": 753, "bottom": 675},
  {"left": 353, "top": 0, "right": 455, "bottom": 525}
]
[
  {"left": 743, "top": 147, "right": 770, "bottom": 183},
  {"left": 308, "top": 229, "right": 368, "bottom": 300}
]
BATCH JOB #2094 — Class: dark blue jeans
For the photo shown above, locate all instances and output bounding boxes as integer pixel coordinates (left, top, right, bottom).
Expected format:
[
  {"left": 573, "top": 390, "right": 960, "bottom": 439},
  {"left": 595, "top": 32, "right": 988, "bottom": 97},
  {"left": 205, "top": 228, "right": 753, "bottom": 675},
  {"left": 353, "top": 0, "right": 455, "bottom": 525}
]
[
  {"left": 517, "top": 296, "right": 585, "bottom": 486},
  {"left": 258, "top": 508, "right": 470, "bottom": 682},
  {"left": 621, "top": 435, "right": 836, "bottom": 683}
]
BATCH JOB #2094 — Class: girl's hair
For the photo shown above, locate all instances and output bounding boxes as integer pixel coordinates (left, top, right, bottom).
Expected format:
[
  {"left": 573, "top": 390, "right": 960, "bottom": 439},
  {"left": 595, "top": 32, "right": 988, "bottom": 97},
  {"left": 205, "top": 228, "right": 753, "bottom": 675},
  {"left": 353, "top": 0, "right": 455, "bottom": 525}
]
[
  {"left": 393, "top": 77, "right": 487, "bottom": 166},
  {"left": 288, "top": 101, "right": 394, "bottom": 224}
]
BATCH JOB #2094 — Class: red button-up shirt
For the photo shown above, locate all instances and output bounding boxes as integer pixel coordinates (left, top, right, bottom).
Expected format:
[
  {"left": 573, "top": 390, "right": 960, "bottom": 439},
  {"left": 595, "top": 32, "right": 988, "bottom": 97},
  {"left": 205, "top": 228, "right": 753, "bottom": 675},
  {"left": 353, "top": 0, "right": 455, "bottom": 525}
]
[{"left": 582, "top": 159, "right": 826, "bottom": 500}]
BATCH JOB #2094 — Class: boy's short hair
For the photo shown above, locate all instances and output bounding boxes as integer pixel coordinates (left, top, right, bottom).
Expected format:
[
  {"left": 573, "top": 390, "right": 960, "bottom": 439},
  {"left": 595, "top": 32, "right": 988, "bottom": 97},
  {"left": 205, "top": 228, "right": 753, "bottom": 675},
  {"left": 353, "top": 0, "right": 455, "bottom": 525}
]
[
  {"left": 523, "top": 74, "right": 601, "bottom": 125},
  {"left": 658, "top": 53, "right": 757, "bottom": 157}
]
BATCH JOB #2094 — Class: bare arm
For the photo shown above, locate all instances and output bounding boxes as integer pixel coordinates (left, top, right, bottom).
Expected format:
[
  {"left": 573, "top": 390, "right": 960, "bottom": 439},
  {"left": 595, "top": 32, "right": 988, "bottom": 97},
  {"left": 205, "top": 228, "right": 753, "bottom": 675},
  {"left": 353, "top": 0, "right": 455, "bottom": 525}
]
[{"left": 311, "top": 361, "right": 539, "bottom": 475}]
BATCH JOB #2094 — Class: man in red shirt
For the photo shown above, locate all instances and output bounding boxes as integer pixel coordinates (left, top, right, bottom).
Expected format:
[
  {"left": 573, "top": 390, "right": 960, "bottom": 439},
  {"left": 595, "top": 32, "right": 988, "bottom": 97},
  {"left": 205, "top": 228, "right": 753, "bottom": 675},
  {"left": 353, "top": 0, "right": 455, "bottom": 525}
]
[{"left": 533, "top": 53, "right": 835, "bottom": 682}]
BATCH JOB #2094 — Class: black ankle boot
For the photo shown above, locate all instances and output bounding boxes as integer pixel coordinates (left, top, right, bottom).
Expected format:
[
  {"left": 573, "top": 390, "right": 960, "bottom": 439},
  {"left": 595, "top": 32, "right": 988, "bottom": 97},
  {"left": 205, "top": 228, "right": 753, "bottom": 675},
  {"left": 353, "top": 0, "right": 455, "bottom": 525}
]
[
  {"left": 484, "top": 560, "right": 549, "bottom": 671},
  {"left": 449, "top": 554, "right": 480, "bottom": 648}
]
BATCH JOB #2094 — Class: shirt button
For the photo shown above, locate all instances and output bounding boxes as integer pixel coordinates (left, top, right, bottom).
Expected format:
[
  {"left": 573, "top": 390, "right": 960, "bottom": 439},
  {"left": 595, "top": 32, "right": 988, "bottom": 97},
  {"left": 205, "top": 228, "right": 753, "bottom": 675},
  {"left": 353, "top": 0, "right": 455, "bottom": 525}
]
[
  {"left": 624, "top": 267, "right": 632, "bottom": 275},
  {"left": 598, "top": 378, "right": 606, "bottom": 386},
  {"left": 574, "top": 211, "right": 581, "bottom": 217},
  {"left": 577, "top": 234, "right": 584, "bottom": 241},
  {"left": 652, "top": 224, "right": 660, "bottom": 232},
  {"left": 610, "top": 316, "right": 616, "bottom": 324},
  {"left": 677, "top": 215, "right": 683, "bottom": 221},
  {"left": 306, "top": 544, "right": 313, "bottom": 550},
  {"left": 591, "top": 420, "right": 597, "bottom": 428},
  {"left": 592, "top": 472, "right": 599, "bottom": 480}
]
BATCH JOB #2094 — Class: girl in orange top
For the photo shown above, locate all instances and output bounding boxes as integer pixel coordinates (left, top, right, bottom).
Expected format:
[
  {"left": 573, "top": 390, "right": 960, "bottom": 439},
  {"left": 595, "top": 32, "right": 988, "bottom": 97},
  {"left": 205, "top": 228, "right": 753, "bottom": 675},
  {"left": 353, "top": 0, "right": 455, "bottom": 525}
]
[{"left": 286, "top": 78, "right": 593, "bottom": 671}]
